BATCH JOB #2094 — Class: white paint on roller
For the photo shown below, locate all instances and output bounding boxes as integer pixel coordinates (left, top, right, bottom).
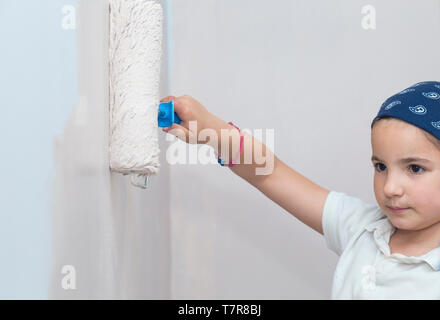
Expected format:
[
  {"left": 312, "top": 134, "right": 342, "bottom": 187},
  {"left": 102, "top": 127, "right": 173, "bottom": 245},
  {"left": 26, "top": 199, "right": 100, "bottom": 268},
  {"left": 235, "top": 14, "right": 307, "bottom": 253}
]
[{"left": 109, "top": 0, "right": 163, "bottom": 187}]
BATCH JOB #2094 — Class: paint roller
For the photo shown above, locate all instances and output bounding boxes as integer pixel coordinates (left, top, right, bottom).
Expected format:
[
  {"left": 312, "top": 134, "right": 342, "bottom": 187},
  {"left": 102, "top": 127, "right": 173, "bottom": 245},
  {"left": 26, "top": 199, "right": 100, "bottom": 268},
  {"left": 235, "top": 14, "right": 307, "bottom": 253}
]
[{"left": 109, "top": 0, "right": 181, "bottom": 189}]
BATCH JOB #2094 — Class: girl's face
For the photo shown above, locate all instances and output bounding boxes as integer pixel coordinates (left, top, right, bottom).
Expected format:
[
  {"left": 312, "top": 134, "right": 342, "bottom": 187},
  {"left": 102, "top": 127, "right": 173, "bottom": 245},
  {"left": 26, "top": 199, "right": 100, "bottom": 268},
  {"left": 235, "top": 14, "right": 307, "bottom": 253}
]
[{"left": 371, "top": 118, "right": 440, "bottom": 231}]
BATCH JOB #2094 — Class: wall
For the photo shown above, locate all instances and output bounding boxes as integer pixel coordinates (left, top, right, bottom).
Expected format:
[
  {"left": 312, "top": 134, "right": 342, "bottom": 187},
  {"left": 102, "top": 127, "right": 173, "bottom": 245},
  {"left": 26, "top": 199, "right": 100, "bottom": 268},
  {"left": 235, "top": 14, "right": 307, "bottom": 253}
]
[
  {"left": 0, "top": 0, "right": 77, "bottom": 299},
  {"left": 169, "top": 0, "right": 440, "bottom": 299},
  {"left": 48, "top": 0, "right": 171, "bottom": 299},
  {"left": 1, "top": 0, "right": 439, "bottom": 300}
]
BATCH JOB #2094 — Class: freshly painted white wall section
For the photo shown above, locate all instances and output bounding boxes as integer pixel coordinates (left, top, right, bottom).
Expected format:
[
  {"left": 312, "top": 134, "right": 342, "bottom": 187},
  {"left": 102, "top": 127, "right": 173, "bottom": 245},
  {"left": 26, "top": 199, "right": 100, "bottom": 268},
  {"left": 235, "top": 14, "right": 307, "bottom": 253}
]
[{"left": 49, "top": 0, "right": 170, "bottom": 299}]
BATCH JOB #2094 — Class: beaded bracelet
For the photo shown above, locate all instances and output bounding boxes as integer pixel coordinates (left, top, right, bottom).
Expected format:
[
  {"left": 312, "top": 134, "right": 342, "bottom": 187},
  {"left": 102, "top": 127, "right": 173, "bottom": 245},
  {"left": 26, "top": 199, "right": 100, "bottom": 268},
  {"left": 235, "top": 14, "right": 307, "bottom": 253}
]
[{"left": 217, "top": 122, "right": 244, "bottom": 167}]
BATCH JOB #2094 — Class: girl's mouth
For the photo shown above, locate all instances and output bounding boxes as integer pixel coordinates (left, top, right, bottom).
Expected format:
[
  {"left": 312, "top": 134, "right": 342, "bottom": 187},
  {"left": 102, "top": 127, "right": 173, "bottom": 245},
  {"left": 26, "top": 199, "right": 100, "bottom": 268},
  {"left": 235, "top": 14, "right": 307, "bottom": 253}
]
[{"left": 387, "top": 206, "right": 409, "bottom": 214}]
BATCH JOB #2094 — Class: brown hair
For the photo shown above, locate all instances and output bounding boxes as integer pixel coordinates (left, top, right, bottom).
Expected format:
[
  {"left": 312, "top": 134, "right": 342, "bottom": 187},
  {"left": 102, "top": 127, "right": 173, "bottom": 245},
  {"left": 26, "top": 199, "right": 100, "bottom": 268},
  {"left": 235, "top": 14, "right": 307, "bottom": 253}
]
[{"left": 372, "top": 116, "right": 440, "bottom": 150}]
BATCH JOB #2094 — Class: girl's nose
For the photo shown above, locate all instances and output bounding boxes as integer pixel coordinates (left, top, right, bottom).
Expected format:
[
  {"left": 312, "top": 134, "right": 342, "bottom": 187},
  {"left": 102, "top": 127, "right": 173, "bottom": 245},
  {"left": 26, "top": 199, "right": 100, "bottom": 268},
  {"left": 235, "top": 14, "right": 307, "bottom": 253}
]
[{"left": 383, "top": 178, "right": 404, "bottom": 198}]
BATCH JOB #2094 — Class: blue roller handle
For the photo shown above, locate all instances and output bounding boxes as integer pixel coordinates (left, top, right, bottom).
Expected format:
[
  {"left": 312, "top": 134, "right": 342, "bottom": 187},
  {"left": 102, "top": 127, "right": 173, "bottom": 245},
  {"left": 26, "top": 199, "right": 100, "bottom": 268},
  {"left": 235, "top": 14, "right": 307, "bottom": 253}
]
[{"left": 157, "top": 101, "right": 181, "bottom": 127}]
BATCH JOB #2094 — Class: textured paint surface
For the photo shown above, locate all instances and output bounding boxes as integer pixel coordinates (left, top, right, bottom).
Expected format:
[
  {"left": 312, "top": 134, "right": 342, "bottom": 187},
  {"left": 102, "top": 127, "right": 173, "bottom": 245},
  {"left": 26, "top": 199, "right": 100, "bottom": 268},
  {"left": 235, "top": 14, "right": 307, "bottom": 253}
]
[{"left": 109, "top": 0, "right": 162, "bottom": 183}]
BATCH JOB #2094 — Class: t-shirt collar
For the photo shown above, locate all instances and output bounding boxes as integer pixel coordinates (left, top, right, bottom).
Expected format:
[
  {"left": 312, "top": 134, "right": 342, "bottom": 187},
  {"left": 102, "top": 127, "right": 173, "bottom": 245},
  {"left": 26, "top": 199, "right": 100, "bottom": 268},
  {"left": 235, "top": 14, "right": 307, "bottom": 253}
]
[{"left": 365, "top": 217, "right": 440, "bottom": 271}]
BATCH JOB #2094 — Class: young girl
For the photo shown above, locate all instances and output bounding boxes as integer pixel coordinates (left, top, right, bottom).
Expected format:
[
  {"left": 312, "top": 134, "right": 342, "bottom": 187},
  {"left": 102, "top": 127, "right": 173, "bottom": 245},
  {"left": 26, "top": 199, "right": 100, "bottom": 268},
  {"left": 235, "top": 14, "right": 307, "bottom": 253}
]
[{"left": 160, "top": 81, "right": 440, "bottom": 299}]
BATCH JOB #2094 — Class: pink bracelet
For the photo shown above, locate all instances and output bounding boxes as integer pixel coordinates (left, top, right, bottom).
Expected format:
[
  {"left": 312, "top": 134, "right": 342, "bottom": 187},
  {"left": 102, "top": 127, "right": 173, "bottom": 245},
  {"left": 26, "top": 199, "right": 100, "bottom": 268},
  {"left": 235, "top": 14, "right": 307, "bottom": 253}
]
[
  {"left": 216, "top": 122, "right": 244, "bottom": 167},
  {"left": 228, "top": 122, "right": 244, "bottom": 167}
]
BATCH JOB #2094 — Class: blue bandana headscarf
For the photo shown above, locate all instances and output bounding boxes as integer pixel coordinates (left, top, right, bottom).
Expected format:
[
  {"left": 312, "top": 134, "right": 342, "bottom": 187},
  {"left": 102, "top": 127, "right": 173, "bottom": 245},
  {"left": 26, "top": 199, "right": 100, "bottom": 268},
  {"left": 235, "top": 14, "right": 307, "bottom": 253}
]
[{"left": 371, "top": 81, "right": 440, "bottom": 139}]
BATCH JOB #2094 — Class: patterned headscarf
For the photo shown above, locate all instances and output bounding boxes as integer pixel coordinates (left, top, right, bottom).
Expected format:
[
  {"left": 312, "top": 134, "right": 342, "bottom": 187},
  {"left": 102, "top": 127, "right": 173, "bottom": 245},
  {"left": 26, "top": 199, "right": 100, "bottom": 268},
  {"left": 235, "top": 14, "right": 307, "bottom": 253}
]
[{"left": 371, "top": 81, "right": 440, "bottom": 139}]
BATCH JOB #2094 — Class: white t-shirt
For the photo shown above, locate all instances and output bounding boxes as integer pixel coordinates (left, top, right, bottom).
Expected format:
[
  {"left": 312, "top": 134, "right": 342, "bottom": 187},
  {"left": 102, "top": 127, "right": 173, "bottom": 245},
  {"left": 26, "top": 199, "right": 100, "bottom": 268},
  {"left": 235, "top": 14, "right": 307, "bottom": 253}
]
[{"left": 322, "top": 190, "right": 440, "bottom": 299}]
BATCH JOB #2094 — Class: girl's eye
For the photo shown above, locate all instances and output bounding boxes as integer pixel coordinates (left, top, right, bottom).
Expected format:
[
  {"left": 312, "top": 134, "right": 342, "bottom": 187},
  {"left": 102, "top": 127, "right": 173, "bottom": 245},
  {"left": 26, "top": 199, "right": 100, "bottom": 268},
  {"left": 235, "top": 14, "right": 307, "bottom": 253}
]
[
  {"left": 373, "top": 163, "right": 386, "bottom": 172},
  {"left": 373, "top": 163, "right": 425, "bottom": 174},
  {"left": 409, "top": 164, "right": 425, "bottom": 174}
]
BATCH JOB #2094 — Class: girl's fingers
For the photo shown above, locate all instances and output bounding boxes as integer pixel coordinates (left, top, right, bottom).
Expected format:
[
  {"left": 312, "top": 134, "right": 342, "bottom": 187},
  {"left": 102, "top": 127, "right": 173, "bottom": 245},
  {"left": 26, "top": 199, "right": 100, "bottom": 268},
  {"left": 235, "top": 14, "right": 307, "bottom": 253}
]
[
  {"left": 172, "top": 98, "right": 188, "bottom": 121},
  {"left": 160, "top": 95, "right": 176, "bottom": 103},
  {"left": 162, "top": 123, "right": 190, "bottom": 143}
]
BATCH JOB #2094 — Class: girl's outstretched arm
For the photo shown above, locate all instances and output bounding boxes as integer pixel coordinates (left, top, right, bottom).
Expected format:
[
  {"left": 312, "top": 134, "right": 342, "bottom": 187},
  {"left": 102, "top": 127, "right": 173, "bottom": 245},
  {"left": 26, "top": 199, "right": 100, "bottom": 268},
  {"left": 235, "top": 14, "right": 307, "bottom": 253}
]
[{"left": 161, "top": 95, "right": 330, "bottom": 235}]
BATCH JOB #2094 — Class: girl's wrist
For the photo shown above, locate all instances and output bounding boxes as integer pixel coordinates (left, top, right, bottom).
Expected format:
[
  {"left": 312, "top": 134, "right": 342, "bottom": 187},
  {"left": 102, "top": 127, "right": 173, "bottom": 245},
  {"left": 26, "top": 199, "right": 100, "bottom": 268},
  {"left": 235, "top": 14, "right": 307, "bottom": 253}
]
[
  {"left": 206, "top": 117, "right": 234, "bottom": 151},
  {"left": 211, "top": 120, "right": 242, "bottom": 167}
]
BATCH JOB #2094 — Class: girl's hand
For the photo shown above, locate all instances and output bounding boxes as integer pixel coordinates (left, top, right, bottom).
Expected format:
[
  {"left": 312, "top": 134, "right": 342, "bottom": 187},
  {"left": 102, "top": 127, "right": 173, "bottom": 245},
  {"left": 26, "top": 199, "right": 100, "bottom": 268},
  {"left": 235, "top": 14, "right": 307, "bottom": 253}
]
[{"left": 160, "top": 95, "right": 219, "bottom": 145}]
